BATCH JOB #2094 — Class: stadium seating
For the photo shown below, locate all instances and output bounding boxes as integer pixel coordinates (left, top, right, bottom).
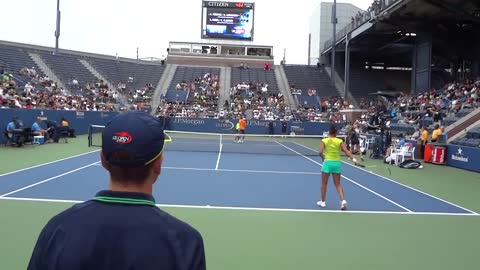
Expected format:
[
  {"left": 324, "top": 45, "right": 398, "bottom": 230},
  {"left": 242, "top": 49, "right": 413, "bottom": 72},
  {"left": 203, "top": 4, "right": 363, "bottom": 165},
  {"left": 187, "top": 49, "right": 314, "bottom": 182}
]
[
  {"left": 283, "top": 65, "right": 337, "bottom": 98},
  {"left": 227, "top": 67, "right": 289, "bottom": 120},
  {"left": 164, "top": 90, "right": 189, "bottom": 103},
  {"left": 166, "top": 66, "right": 220, "bottom": 103},
  {"left": 88, "top": 58, "right": 165, "bottom": 92},
  {"left": 231, "top": 67, "right": 279, "bottom": 94},
  {"left": 283, "top": 65, "right": 341, "bottom": 109},
  {"left": 156, "top": 66, "right": 221, "bottom": 118},
  {"left": 451, "top": 126, "right": 480, "bottom": 148},
  {"left": 347, "top": 68, "right": 411, "bottom": 100},
  {"left": 0, "top": 45, "right": 45, "bottom": 88},
  {"left": 39, "top": 52, "right": 98, "bottom": 87},
  {"left": 296, "top": 95, "right": 320, "bottom": 109},
  {"left": 389, "top": 123, "right": 416, "bottom": 137},
  {"left": 168, "top": 66, "right": 221, "bottom": 89},
  {"left": 389, "top": 106, "right": 478, "bottom": 137},
  {"left": 348, "top": 68, "right": 386, "bottom": 99}
]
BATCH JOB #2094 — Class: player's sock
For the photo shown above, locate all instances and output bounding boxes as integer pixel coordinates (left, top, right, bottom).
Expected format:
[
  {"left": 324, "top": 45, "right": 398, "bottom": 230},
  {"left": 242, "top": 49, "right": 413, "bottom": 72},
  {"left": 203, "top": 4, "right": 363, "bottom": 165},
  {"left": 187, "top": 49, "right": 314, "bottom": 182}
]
[
  {"left": 341, "top": 200, "right": 347, "bottom": 211},
  {"left": 316, "top": 201, "right": 326, "bottom": 207}
]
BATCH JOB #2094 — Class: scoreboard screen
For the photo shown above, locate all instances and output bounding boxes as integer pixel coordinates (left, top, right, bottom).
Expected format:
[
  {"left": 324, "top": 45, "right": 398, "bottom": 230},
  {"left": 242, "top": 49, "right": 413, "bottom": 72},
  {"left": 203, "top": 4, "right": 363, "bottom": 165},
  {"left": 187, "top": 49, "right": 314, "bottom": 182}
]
[{"left": 201, "top": 1, "right": 255, "bottom": 41}]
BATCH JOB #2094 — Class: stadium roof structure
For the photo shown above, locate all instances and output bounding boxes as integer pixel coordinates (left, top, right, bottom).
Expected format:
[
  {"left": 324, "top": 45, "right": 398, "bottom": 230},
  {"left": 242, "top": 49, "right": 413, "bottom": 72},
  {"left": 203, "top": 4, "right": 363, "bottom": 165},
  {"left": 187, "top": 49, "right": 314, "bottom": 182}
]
[{"left": 322, "top": 0, "right": 480, "bottom": 68}]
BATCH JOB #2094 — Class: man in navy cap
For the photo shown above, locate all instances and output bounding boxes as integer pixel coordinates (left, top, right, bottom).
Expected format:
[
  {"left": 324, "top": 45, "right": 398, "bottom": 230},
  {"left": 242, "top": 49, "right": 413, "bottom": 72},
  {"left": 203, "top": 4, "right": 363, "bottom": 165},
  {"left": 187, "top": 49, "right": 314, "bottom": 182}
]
[{"left": 28, "top": 111, "right": 206, "bottom": 270}]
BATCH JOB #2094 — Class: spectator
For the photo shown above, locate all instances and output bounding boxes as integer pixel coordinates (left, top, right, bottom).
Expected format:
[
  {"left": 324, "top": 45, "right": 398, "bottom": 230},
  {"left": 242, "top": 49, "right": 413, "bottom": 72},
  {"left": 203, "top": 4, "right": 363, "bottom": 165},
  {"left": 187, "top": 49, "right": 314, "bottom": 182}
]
[
  {"left": 281, "top": 119, "right": 288, "bottom": 135},
  {"left": 5, "top": 116, "right": 27, "bottom": 146},
  {"left": 410, "top": 127, "right": 421, "bottom": 141},
  {"left": 268, "top": 121, "right": 274, "bottom": 135},
  {"left": 441, "top": 126, "right": 447, "bottom": 141},
  {"left": 60, "top": 117, "right": 76, "bottom": 138},
  {"left": 431, "top": 124, "right": 442, "bottom": 143},
  {"left": 420, "top": 126, "right": 429, "bottom": 157},
  {"left": 5, "top": 117, "right": 17, "bottom": 143},
  {"left": 396, "top": 134, "right": 406, "bottom": 148},
  {"left": 31, "top": 117, "right": 48, "bottom": 137},
  {"left": 5, "top": 117, "right": 17, "bottom": 133}
]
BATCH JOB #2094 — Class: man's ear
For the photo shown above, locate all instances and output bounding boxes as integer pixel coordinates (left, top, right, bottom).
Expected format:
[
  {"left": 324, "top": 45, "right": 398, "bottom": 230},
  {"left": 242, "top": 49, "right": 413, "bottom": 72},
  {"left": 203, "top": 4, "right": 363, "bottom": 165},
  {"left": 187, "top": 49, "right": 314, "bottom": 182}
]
[
  {"left": 100, "top": 151, "right": 109, "bottom": 170},
  {"left": 153, "top": 155, "right": 163, "bottom": 175}
]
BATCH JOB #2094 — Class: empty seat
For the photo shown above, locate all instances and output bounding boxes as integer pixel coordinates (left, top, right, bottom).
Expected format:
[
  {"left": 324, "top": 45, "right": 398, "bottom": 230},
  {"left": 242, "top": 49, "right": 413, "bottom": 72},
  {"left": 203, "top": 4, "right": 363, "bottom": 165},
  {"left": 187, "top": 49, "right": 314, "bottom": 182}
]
[{"left": 283, "top": 65, "right": 337, "bottom": 98}]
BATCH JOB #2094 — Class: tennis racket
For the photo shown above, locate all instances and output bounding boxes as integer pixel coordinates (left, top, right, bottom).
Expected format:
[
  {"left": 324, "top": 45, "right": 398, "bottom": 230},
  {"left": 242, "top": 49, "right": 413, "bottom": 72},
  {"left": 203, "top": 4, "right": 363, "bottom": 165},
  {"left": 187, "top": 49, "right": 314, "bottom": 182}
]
[{"left": 354, "top": 162, "right": 366, "bottom": 168}]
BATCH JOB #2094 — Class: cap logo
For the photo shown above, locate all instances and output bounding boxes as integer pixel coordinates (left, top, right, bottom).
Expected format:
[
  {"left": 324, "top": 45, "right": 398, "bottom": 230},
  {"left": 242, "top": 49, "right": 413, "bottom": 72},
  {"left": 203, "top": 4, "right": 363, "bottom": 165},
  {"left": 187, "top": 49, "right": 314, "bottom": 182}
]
[{"left": 112, "top": 132, "right": 132, "bottom": 144}]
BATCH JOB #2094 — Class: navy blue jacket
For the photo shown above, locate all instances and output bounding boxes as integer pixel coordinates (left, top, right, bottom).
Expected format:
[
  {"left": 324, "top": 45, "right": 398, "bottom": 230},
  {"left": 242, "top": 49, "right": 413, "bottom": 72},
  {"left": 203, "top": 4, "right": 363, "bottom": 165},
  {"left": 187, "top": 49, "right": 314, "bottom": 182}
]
[{"left": 28, "top": 190, "right": 206, "bottom": 270}]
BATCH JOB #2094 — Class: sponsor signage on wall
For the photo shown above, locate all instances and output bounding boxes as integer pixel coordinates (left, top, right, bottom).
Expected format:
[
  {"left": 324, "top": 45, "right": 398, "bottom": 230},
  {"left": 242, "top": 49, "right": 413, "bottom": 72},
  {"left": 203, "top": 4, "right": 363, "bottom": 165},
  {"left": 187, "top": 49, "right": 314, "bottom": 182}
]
[{"left": 447, "top": 146, "right": 480, "bottom": 173}]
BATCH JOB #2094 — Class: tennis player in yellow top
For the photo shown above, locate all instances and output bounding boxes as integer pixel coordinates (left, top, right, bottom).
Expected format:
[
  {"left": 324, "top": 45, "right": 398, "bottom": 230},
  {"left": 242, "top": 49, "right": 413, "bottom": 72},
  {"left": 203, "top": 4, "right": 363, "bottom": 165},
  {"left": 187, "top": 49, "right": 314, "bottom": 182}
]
[{"left": 318, "top": 125, "right": 360, "bottom": 211}]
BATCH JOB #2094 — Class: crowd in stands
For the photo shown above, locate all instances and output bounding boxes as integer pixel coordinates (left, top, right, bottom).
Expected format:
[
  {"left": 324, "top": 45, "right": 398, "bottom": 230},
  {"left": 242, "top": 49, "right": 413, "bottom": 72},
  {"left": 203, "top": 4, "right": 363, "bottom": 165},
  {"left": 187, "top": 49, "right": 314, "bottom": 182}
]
[
  {"left": 388, "top": 80, "right": 479, "bottom": 126},
  {"left": 117, "top": 81, "right": 155, "bottom": 108},
  {"left": 155, "top": 73, "right": 219, "bottom": 118},
  {"left": 293, "top": 96, "right": 352, "bottom": 122},
  {"left": 1, "top": 67, "right": 117, "bottom": 111},
  {"left": 227, "top": 82, "right": 290, "bottom": 121},
  {"left": 343, "top": 79, "right": 480, "bottom": 154}
]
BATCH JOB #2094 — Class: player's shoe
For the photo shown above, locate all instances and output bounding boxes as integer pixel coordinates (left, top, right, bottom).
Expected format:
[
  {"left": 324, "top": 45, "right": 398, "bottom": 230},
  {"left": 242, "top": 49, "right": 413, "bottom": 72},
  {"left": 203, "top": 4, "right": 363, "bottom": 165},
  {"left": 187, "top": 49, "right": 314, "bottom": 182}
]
[
  {"left": 316, "top": 201, "right": 326, "bottom": 208},
  {"left": 340, "top": 200, "right": 347, "bottom": 211}
]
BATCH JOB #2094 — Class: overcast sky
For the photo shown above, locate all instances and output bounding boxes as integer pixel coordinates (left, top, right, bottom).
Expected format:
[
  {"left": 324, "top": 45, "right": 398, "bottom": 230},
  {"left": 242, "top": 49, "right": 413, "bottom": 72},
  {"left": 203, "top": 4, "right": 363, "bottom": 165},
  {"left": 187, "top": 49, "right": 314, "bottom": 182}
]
[{"left": 0, "top": 0, "right": 372, "bottom": 64}]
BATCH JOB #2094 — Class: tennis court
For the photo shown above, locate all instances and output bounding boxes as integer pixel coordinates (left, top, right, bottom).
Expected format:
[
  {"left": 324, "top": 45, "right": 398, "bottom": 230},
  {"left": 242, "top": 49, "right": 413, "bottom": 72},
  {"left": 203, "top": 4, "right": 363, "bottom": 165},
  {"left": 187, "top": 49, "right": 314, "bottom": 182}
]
[{"left": 1, "top": 132, "right": 479, "bottom": 270}]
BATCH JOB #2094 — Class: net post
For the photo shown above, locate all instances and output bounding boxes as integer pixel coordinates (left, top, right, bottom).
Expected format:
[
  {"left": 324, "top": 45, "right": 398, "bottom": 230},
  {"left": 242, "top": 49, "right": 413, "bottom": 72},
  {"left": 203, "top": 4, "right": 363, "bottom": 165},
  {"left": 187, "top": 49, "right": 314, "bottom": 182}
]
[{"left": 88, "top": 125, "right": 92, "bottom": 147}]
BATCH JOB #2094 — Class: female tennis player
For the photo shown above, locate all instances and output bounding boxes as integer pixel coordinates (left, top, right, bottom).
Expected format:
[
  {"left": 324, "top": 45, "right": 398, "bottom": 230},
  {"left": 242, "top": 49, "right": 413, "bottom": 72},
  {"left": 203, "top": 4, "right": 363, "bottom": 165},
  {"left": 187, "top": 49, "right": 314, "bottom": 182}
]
[{"left": 318, "top": 125, "right": 361, "bottom": 211}]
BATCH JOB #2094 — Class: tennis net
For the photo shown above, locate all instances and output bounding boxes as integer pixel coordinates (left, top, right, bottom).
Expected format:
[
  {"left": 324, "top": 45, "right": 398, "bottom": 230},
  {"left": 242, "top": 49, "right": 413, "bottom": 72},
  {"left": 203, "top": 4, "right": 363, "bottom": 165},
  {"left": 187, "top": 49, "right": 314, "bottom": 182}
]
[{"left": 88, "top": 125, "right": 343, "bottom": 156}]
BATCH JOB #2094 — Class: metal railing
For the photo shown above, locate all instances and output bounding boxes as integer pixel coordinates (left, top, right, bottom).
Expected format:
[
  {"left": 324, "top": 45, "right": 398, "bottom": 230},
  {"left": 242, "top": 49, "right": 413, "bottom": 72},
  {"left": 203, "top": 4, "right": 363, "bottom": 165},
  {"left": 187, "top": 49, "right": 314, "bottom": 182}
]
[{"left": 323, "top": 0, "right": 403, "bottom": 51}]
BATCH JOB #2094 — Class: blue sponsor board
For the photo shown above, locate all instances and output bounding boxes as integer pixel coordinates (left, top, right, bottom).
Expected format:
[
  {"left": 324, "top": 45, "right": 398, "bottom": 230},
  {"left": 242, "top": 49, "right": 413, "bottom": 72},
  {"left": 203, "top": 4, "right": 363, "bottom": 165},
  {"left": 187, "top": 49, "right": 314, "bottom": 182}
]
[
  {"left": 446, "top": 145, "right": 480, "bottom": 173},
  {"left": 1, "top": 108, "right": 344, "bottom": 144},
  {"left": 169, "top": 117, "right": 342, "bottom": 135}
]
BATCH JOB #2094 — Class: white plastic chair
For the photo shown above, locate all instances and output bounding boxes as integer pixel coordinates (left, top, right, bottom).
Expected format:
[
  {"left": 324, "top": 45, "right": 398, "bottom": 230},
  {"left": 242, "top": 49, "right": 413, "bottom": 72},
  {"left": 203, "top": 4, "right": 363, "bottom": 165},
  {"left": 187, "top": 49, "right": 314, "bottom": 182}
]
[{"left": 395, "top": 143, "right": 415, "bottom": 165}]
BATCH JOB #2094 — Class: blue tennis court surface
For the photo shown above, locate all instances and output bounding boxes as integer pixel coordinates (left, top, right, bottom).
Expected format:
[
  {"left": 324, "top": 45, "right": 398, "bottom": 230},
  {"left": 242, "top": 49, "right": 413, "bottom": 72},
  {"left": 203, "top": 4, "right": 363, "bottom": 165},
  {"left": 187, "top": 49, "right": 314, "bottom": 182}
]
[{"left": 0, "top": 147, "right": 477, "bottom": 216}]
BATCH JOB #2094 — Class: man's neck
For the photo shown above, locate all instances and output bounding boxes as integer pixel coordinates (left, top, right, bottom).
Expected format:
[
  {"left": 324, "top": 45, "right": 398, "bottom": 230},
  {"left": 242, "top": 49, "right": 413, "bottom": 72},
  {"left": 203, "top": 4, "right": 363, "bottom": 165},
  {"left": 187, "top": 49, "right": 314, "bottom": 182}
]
[{"left": 109, "top": 181, "right": 153, "bottom": 195}]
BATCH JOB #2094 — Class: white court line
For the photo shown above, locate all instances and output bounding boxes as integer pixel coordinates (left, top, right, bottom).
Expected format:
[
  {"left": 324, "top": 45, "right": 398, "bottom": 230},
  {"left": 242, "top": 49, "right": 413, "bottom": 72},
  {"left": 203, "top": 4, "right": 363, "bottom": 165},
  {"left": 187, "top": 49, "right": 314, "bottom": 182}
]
[
  {"left": 215, "top": 143, "right": 223, "bottom": 170},
  {"left": 0, "top": 196, "right": 477, "bottom": 217},
  {"left": 292, "top": 142, "right": 480, "bottom": 215},
  {"left": 162, "top": 166, "right": 322, "bottom": 175},
  {"left": 93, "top": 164, "right": 322, "bottom": 175},
  {"left": 276, "top": 141, "right": 413, "bottom": 213},
  {"left": 0, "top": 150, "right": 100, "bottom": 178},
  {"left": 0, "top": 162, "right": 100, "bottom": 197}
]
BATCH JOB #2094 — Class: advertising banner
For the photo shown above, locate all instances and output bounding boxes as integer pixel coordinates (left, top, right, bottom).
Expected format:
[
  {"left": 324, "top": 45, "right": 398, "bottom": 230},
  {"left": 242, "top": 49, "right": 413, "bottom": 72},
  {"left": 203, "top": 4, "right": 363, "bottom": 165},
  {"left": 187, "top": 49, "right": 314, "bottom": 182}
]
[{"left": 446, "top": 145, "right": 480, "bottom": 173}]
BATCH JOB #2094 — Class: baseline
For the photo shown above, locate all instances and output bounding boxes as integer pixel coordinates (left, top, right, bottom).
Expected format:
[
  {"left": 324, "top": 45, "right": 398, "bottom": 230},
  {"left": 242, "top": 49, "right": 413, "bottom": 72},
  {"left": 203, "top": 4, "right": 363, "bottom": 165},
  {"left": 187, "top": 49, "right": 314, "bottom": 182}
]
[{"left": 0, "top": 197, "right": 477, "bottom": 217}]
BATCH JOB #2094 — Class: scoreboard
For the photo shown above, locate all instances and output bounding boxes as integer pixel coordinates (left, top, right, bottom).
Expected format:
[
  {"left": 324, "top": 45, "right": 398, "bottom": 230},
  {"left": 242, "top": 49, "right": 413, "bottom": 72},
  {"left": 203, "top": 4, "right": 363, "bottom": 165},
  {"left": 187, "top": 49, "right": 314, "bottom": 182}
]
[{"left": 201, "top": 1, "right": 255, "bottom": 41}]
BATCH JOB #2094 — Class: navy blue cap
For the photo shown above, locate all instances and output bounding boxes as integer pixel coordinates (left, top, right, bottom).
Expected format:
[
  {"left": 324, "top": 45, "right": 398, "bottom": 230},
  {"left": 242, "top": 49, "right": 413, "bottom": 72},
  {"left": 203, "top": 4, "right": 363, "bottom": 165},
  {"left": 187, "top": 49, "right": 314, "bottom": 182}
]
[{"left": 102, "top": 111, "right": 165, "bottom": 167}]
